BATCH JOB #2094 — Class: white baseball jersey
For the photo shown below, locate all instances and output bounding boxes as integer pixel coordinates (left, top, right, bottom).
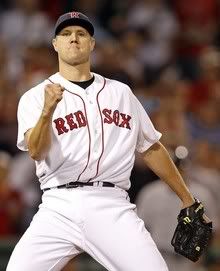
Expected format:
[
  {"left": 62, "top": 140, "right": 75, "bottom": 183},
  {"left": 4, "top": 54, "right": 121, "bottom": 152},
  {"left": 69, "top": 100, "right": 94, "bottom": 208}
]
[{"left": 17, "top": 72, "right": 161, "bottom": 190}]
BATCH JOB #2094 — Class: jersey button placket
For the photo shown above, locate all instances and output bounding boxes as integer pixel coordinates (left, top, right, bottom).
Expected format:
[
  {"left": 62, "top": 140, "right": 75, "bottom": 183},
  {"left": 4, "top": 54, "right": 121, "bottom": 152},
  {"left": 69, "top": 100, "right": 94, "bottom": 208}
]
[
  {"left": 86, "top": 95, "right": 100, "bottom": 174},
  {"left": 85, "top": 91, "right": 94, "bottom": 105}
]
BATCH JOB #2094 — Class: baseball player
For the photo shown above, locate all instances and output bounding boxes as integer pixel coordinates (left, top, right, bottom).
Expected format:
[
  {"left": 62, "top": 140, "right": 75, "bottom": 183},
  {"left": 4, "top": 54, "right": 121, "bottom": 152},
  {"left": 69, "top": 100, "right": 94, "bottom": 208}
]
[{"left": 7, "top": 11, "right": 196, "bottom": 271}]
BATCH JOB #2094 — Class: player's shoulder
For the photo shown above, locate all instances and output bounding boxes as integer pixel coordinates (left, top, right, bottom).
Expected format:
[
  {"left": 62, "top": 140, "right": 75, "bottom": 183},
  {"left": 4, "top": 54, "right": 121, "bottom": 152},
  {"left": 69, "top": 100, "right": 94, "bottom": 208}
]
[{"left": 95, "top": 73, "right": 133, "bottom": 94}]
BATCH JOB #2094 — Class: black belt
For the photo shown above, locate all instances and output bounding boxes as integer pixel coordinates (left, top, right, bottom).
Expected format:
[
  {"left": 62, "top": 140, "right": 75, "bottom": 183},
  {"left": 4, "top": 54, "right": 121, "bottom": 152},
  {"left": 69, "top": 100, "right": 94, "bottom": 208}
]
[{"left": 43, "top": 181, "right": 115, "bottom": 192}]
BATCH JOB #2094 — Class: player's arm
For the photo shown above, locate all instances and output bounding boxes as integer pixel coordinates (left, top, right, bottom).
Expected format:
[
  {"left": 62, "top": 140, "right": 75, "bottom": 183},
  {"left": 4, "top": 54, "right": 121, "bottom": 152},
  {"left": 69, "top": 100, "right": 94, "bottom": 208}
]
[
  {"left": 142, "top": 141, "right": 195, "bottom": 208},
  {"left": 25, "top": 84, "right": 64, "bottom": 161},
  {"left": 25, "top": 113, "right": 53, "bottom": 161}
]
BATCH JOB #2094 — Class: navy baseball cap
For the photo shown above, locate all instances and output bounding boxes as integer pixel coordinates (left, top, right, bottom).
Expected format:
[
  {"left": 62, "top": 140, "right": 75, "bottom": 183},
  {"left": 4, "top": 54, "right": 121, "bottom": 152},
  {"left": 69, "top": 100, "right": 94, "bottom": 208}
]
[{"left": 54, "top": 12, "right": 94, "bottom": 37}]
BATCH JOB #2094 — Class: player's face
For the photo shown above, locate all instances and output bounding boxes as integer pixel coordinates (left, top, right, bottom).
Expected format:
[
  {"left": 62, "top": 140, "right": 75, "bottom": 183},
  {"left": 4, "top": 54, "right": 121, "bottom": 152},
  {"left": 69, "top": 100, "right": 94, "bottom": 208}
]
[{"left": 52, "top": 25, "right": 95, "bottom": 66}]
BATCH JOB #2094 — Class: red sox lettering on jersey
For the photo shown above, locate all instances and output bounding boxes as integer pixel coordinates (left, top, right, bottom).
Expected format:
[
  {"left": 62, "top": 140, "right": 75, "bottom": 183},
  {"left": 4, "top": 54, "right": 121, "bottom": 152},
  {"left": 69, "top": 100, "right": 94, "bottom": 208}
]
[
  {"left": 54, "top": 110, "right": 87, "bottom": 135},
  {"left": 53, "top": 108, "right": 132, "bottom": 135}
]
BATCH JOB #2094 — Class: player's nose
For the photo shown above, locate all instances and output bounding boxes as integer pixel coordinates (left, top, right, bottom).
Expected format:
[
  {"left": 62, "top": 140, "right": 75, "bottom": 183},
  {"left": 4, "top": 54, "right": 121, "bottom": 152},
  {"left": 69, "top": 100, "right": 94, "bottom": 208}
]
[{"left": 70, "top": 32, "right": 78, "bottom": 43}]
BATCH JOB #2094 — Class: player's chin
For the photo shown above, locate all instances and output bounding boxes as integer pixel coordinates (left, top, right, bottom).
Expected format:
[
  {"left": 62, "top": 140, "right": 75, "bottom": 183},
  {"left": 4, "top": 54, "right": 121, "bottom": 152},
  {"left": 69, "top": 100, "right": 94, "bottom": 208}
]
[{"left": 66, "top": 56, "right": 89, "bottom": 66}]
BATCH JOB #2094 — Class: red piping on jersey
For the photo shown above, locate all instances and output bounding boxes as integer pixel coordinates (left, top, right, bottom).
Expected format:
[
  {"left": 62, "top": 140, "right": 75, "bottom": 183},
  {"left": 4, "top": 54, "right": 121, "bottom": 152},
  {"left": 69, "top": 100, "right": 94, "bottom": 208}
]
[
  {"left": 47, "top": 78, "right": 91, "bottom": 181},
  {"left": 88, "top": 77, "right": 106, "bottom": 182}
]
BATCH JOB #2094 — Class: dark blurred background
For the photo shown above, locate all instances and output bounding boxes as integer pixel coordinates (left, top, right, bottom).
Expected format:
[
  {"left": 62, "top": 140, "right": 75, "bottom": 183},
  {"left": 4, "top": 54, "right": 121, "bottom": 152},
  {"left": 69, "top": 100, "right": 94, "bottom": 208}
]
[{"left": 0, "top": 0, "right": 219, "bottom": 270}]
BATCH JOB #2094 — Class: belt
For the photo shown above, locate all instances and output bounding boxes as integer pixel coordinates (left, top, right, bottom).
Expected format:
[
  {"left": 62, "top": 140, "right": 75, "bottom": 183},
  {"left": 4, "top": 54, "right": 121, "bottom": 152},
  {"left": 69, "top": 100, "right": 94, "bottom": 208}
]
[{"left": 43, "top": 181, "right": 115, "bottom": 192}]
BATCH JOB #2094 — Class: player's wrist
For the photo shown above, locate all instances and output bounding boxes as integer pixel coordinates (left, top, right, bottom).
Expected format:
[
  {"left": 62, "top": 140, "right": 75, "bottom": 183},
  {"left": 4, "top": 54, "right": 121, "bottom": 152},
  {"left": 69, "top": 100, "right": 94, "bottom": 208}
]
[
  {"left": 181, "top": 194, "right": 195, "bottom": 209},
  {"left": 42, "top": 107, "right": 55, "bottom": 118}
]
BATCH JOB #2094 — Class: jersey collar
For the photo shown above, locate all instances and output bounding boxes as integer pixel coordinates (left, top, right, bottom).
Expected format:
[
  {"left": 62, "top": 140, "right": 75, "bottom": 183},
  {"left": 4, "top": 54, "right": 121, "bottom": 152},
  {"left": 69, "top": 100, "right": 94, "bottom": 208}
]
[{"left": 48, "top": 72, "right": 105, "bottom": 94}]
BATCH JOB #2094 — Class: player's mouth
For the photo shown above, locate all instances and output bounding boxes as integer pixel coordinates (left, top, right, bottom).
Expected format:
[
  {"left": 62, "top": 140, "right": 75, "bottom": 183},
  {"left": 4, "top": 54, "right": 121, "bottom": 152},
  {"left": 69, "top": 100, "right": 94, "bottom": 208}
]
[{"left": 68, "top": 44, "right": 80, "bottom": 50}]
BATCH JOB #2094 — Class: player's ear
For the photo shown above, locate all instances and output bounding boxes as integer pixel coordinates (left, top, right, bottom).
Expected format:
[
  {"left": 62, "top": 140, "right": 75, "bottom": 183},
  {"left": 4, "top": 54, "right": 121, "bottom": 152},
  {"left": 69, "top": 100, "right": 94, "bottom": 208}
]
[
  {"left": 90, "top": 37, "right": 95, "bottom": 52},
  {"left": 52, "top": 38, "right": 58, "bottom": 52}
]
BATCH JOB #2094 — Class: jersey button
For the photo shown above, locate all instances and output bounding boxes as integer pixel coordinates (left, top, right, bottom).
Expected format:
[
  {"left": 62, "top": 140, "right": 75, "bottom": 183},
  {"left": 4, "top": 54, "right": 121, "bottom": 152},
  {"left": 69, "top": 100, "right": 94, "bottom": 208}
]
[{"left": 89, "top": 100, "right": 93, "bottom": 104}]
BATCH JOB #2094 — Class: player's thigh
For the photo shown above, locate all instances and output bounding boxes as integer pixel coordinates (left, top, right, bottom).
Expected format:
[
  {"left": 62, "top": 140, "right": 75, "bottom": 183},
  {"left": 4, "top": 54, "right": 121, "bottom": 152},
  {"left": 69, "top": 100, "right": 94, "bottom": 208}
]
[
  {"left": 7, "top": 208, "right": 83, "bottom": 271},
  {"left": 84, "top": 199, "right": 168, "bottom": 271}
]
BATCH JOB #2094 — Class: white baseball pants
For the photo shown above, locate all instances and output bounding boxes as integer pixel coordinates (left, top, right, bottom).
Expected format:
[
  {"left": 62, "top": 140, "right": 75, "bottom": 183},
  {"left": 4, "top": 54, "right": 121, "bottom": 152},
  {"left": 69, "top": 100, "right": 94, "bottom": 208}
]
[{"left": 7, "top": 186, "right": 168, "bottom": 271}]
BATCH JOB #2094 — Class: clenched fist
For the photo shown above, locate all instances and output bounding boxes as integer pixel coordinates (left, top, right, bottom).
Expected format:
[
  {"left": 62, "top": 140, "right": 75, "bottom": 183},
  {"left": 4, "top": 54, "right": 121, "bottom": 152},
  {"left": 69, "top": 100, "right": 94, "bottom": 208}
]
[{"left": 43, "top": 84, "right": 64, "bottom": 115}]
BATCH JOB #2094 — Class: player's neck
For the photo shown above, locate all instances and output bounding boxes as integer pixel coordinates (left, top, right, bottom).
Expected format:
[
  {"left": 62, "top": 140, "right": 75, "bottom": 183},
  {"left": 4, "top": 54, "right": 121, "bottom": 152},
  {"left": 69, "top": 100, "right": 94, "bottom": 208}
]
[{"left": 59, "top": 61, "right": 92, "bottom": 82}]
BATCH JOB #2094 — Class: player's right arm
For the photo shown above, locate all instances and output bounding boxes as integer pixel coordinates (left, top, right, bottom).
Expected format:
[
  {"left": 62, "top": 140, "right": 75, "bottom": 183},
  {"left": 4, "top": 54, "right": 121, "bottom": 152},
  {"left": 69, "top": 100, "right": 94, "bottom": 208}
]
[{"left": 25, "top": 84, "right": 64, "bottom": 161}]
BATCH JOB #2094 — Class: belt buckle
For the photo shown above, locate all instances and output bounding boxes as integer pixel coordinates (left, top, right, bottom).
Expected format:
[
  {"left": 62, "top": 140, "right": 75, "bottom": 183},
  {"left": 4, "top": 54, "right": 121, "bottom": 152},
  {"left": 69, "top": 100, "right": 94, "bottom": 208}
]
[{"left": 66, "top": 182, "right": 79, "bottom": 188}]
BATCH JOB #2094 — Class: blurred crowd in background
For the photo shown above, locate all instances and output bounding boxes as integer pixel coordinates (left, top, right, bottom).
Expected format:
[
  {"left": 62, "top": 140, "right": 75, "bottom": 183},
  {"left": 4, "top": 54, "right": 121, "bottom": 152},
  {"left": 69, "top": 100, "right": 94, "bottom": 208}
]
[{"left": 0, "top": 0, "right": 220, "bottom": 270}]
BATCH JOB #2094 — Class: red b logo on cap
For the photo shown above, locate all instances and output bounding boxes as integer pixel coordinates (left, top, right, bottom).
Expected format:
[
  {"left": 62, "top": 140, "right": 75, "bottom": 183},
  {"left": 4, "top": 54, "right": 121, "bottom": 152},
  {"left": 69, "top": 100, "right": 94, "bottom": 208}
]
[{"left": 70, "top": 12, "right": 80, "bottom": 18}]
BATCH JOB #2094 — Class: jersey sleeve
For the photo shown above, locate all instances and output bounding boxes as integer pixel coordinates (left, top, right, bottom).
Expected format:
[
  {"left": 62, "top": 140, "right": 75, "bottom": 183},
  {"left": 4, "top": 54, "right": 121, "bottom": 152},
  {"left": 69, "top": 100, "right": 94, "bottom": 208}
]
[
  {"left": 17, "top": 91, "right": 43, "bottom": 151},
  {"left": 132, "top": 94, "right": 162, "bottom": 153}
]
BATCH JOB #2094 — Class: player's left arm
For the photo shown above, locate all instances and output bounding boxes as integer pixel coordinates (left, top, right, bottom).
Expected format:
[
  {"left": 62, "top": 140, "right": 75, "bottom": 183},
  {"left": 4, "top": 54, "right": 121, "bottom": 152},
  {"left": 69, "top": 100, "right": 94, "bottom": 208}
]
[{"left": 142, "top": 141, "right": 195, "bottom": 208}]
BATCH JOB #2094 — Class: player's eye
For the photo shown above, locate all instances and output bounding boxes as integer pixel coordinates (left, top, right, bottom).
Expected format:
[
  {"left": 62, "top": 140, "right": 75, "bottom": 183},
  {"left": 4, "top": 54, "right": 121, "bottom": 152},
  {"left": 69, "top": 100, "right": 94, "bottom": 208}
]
[
  {"left": 60, "top": 31, "right": 70, "bottom": 36},
  {"left": 78, "top": 31, "right": 86, "bottom": 37}
]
